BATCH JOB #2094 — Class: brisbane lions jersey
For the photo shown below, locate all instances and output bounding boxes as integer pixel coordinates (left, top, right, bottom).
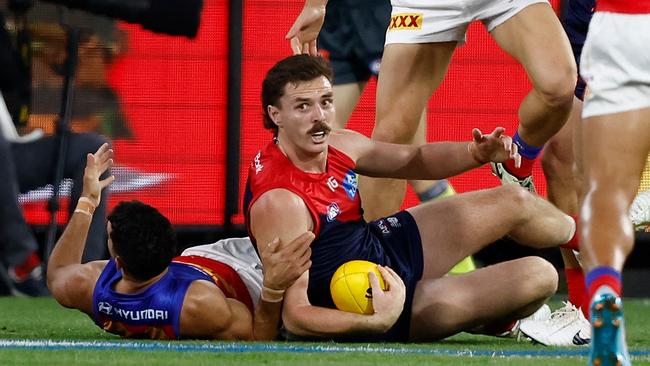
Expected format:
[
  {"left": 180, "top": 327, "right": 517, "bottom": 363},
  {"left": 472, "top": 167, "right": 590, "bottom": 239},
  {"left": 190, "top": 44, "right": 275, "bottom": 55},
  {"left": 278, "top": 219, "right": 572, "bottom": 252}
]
[
  {"left": 244, "top": 141, "right": 404, "bottom": 310},
  {"left": 92, "top": 256, "right": 253, "bottom": 340}
]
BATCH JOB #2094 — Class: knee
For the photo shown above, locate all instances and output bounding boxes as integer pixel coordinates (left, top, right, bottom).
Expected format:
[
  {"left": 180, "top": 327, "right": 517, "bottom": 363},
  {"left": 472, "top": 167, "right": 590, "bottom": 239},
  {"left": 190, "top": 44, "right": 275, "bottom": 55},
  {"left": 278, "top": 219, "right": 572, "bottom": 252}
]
[
  {"left": 499, "top": 184, "right": 533, "bottom": 207},
  {"left": 518, "top": 256, "right": 558, "bottom": 299},
  {"left": 534, "top": 67, "right": 576, "bottom": 110},
  {"left": 372, "top": 117, "right": 420, "bottom": 144},
  {"left": 541, "top": 137, "right": 573, "bottom": 180}
]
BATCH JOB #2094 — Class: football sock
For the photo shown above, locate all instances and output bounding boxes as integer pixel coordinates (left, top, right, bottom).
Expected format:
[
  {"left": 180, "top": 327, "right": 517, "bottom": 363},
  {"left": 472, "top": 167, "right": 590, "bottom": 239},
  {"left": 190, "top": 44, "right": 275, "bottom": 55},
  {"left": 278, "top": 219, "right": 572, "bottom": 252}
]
[
  {"left": 416, "top": 179, "right": 455, "bottom": 202},
  {"left": 503, "top": 131, "right": 542, "bottom": 179},
  {"left": 565, "top": 267, "right": 588, "bottom": 318},
  {"left": 586, "top": 266, "right": 622, "bottom": 303}
]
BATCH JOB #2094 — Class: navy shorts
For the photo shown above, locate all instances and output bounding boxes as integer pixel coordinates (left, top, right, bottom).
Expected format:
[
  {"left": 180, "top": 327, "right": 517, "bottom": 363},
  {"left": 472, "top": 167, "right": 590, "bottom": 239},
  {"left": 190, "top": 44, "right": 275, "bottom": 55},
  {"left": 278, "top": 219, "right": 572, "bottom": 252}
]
[
  {"left": 318, "top": 0, "right": 391, "bottom": 85},
  {"left": 367, "top": 210, "right": 424, "bottom": 342},
  {"left": 562, "top": 0, "right": 594, "bottom": 100}
]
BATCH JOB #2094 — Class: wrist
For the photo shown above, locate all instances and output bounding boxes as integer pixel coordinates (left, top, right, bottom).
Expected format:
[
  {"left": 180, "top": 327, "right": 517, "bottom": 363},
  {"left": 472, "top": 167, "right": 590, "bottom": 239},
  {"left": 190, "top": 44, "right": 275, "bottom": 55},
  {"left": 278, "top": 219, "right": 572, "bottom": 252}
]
[
  {"left": 467, "top": 142, "right": 488, "bottom": 165},
  {"left": 261, "top": 286, "right": 285, "bottom": 303},
  {"left": 75, "top": 197, "right": 96, "bottom": 217}
]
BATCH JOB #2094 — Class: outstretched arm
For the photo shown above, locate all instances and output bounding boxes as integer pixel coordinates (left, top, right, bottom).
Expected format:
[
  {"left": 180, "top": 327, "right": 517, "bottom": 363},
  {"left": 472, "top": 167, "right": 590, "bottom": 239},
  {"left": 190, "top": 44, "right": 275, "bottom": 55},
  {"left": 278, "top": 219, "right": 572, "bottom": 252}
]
[
  {"left": 282, "top": 266, "right": 406, "bottom": 338},
  {"left": 47, "top": 143, "right": 115, "bottom": 313},
  {"left": 286, "top": 0, "right": 328, "bottom": 55},
  {"left": 332, "top": 127, "right": 520, "bottom": 180}
]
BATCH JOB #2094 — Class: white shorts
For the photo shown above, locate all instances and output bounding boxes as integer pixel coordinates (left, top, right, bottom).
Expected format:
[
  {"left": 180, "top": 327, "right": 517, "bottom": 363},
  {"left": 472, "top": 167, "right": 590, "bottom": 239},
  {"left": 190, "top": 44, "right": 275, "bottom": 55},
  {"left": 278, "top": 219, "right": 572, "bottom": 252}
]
[
  {"left": 581, "top": 12, "right": 650, "bottom": 118},
  {"left": 385, "top": 0, "right": 548, "bottom": 45},
  {"left": 181, "top": 237, "right": 264, "bottom": 306}
]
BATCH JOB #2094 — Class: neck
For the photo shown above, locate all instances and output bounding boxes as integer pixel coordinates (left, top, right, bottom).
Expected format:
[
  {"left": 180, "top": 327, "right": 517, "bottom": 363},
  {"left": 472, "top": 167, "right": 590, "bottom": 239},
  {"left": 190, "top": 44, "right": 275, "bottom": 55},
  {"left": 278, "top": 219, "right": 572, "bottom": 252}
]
[
  {"left": 116, "top": 268, "right": 168, "bottom": 294},
  {"left": 276, "top": 137, "right": 327, "bottom": 173}
]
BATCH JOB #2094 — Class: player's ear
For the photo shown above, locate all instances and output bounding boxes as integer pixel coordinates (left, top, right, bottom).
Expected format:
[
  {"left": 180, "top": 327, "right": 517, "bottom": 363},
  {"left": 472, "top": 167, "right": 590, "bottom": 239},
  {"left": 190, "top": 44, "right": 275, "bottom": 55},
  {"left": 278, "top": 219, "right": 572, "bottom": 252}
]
[
  {"left": 114, "top": 256, "right": 124, "bottom": 270},
  {"left": 267, "top": 104, "right": 282, "bottom": 128}
]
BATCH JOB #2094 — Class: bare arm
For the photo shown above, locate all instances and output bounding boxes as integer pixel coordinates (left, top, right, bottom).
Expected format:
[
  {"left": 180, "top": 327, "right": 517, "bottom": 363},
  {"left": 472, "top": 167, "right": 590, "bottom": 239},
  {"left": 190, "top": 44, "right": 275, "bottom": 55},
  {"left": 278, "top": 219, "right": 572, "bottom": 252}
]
[
  {"left": 47, "top": 143, "right": 115, "bottom": 313},
  {"left": 249, "top": 190, "right": 315, "bottom": 339},
  {"left": 282, "top": 266, "right": 406, "bottom": 338},
  {"left": 285, "top": 0, "right": 328, "bottom": 55},
  {"left": 331, "top": 128, "right": 520, "bottom": 180}
]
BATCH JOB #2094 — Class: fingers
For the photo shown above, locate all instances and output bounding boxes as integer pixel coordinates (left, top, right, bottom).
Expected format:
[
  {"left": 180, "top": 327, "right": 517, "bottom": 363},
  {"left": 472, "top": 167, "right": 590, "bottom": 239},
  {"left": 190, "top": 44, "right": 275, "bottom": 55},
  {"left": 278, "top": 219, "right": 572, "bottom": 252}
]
[
  {"left": 100, "top": 175, "right": 116, "bottom": 189},
  {"left": 472, "top": 128, "right": 484, "bottom": 142},
  {"left": 376, "top": 265, "right": 404, "bottom": 292},
  {"left": 309, "top": 40, "right": 318, "bottom": 56},
  {"left": 368, "top": 271, "right": 382, "bottom": 293},
  {"left": 492, "top": 127, "right": 505, "bottom": 138},
  {"left": 94, "top": 142, "right": 109, "bottom": 156},
  {"left": 290, "top": 37, "right": 302, "bottom": 55},
  {"left": 262, "top": 237, "right": 280, "bottom": 255}
]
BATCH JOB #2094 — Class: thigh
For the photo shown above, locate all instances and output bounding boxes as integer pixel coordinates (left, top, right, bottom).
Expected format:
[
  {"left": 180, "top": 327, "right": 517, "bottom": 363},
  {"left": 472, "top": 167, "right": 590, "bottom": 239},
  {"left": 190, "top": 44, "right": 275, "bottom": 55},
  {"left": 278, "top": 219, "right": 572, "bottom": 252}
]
[
  {"left": 375, "top": 42, "right": 455, "bottom": 142},
  {"left": 406, "top": 185, "right": 527, "bottom": 278},
  {"left": 490, "top": 2, "right": 575, "bottom": 91},
  {"left": 582, "top": 109, "right": 650, "bottom": 196}
]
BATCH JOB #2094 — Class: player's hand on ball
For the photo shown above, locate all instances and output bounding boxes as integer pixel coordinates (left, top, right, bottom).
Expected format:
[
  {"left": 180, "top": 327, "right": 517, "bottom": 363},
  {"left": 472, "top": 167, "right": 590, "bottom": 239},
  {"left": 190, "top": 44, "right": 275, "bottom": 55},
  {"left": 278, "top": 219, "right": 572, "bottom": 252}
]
[
  {"left": 468, "top": 127, "right": 521, "bottom": 167},
  {"left": 260, "top": 232, "right": 314, "bottom": 291},
  {"left": 369, "top": 266, "right": 406, "bottom": 332}
]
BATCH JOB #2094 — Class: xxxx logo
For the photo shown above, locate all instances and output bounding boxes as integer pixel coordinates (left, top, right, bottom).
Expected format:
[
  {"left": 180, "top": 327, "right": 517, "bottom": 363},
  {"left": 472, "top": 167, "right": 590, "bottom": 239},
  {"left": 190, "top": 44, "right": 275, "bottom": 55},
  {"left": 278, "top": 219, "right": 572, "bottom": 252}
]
[{"left": 389, "top": 13, "right": 423, "bottom": 31}]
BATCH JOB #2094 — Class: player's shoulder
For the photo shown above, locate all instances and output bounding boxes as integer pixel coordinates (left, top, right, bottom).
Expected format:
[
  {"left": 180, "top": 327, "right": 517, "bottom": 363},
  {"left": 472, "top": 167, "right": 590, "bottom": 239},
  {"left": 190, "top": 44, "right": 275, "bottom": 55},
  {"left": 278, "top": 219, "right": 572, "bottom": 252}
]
[
  {"left": 252, "top": 188, "right": 308, "bottom": 215},
  {"left": 180, "top": 280, "right": 232, "bottom": 334}
]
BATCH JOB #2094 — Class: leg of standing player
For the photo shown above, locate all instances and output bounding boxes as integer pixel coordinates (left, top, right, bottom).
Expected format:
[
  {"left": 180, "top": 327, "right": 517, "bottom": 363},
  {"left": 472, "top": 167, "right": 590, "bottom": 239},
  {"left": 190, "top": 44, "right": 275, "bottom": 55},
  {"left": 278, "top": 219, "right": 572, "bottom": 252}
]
[
  {"left": 489, "top": 3, "right": 576, "bottom": 188},
  {"left": 403, "top": 184, "right": 575, "bottom": 340},
  {"left": 361, "top": 41, "right": 456, "bottom": 221}
]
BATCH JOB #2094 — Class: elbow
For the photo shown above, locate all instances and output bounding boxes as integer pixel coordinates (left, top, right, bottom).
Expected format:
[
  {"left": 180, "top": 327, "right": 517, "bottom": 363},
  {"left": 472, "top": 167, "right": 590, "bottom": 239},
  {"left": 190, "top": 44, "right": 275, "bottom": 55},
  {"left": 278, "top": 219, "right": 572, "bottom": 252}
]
[{"left": 281, "top": 306, "right": 312, "bottom": 337}]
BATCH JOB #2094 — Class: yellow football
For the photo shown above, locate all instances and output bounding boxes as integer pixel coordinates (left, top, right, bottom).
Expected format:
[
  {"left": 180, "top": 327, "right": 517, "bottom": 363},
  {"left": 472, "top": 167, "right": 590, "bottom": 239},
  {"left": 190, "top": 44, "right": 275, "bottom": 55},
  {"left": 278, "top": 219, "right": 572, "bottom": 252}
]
[{"left": 330, "top": 260, "right": 387, "bottom": 315}]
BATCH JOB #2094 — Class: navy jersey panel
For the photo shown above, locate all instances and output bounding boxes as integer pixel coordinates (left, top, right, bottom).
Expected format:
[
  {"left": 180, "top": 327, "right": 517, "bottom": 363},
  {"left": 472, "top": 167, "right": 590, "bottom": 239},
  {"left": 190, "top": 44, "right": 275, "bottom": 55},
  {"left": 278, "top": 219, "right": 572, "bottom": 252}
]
[
  {"left": 307, "top": 210, "right": 424, "bottom": 342},
  {"left": 562, "top": 0, "right": 595, "bottom": 99},
  {"left": 92, "top": 259, "right": 213, "bottom": 339},
  {"left": 318, "top": 0, "right": 391, "bottom": 84}
]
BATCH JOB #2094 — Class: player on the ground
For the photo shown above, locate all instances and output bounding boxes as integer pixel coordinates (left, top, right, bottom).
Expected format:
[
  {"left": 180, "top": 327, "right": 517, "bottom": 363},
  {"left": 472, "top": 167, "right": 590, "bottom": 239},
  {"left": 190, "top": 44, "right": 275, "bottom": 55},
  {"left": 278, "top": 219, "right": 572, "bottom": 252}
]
[
  {"left": 577, "top": 1, "right": 650, "bottom": 365},
  {"left": 47, "top": 143, "right": 313, "bottom": 340},
  {"left": 245, "top": 55, "right": 581, "bottom": 341}
]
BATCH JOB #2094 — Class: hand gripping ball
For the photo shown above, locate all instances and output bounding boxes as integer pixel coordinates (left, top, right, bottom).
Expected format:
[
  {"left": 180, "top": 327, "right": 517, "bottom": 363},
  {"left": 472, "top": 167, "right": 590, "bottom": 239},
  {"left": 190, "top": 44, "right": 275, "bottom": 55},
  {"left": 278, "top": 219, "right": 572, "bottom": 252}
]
[{"left": 330, "top": 260, "right": 387, "bottom": 315}]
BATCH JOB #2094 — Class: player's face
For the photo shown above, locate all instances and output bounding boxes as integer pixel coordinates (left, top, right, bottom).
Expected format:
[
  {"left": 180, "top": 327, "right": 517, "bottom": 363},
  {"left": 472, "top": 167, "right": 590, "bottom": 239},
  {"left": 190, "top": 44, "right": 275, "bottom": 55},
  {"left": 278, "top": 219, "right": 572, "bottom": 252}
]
[{"left": 271, "top": 76, "right": 335, "bottom": 155}]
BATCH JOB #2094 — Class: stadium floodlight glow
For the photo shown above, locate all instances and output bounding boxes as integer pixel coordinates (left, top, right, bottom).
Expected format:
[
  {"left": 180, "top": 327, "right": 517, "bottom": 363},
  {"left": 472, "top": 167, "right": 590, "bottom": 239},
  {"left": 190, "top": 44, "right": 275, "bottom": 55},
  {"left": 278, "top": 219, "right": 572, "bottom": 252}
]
[{"left": 11, "top": 0, "right": 204, "bottom": 38}]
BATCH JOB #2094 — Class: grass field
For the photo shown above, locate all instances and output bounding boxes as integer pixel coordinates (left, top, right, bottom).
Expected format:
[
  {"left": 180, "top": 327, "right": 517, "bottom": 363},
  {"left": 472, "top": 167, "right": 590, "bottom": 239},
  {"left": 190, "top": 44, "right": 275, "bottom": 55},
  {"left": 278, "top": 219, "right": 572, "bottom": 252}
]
[{"left": 1, "top": 297, "right": 649, "bottom": 365}]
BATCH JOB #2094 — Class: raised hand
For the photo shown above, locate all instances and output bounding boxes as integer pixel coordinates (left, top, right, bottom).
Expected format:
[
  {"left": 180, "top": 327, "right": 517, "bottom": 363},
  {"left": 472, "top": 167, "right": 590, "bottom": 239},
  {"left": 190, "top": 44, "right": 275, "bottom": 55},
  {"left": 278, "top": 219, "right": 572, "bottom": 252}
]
[
  {"left": 368, "top": 265, "right": 406, "bottom": 332},
  {"left": 260, "top": 232, "right": 314, "bottom": 291},
  {"left": 81, "top": 143, "right": 115, "bottom": 208},
  {"left": 285, "top": 3, "right": 326, "bottom": 55},
  {"left": 468, "top": 127, "right": 521, "bottom": 168}
]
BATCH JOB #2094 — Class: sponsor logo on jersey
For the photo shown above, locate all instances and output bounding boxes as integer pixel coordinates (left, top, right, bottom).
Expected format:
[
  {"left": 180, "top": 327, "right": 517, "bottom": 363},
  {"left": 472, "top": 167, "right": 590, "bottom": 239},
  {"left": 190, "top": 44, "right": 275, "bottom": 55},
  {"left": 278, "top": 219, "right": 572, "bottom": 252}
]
[
  {"left": 326, "top": 176, "right": 339, "bottom": 192},
  {"left": 377, "top": 219, "right": 391, "bottom": 235},
  {"left": 98, "top": 302, "right": 170, "bottom": 321},
  {"left": 386, "top": 217, "right": 401, "bottom": 228},
  {"left": 253, "top": 151, "right": 263, "bottom": 174},
  {"left": 98, "top": 302, "right": 113, "bottom": 315},
  {"left": 342, "top": 170, "right": 358, "bottom": 199},
  {"left": 326, "top": 202, "right": 341, "bottom": 222},
  {"left": 389, "top": 13, "right": 423, "bottom": 31}
]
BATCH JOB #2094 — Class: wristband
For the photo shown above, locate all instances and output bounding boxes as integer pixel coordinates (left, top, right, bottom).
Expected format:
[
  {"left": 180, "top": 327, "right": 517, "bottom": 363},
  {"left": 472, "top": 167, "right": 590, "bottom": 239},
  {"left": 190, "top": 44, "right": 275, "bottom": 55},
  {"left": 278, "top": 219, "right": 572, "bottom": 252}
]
[
  {"left": 74, "top": 208, "right": 93, "bottom": 217},
  {"left": 467, "top": 142, "right": 488, "bottom": 165},
  {"left": 261, "top": 286, "right": 285, "bottom": 303},
  {"left": 76, "top": 197, "right": 96, "bottom": 215}
]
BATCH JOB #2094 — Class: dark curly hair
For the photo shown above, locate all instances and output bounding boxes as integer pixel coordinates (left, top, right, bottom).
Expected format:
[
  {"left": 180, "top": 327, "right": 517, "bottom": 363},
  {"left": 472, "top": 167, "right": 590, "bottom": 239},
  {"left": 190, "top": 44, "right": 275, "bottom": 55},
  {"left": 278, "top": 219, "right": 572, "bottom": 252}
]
[
  {"left": 107, "top": 201, "right": 177, "bottom": 281},
  {"left": 261, "top": 55, "right": 333, "bottom": 135}
]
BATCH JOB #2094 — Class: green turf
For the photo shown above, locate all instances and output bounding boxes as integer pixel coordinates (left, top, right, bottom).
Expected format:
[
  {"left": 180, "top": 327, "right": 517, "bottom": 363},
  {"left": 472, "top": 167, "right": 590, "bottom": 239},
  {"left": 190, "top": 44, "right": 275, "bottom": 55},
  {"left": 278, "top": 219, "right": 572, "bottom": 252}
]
[{"left": 1, "top": 297, "right": 650, "bottom": 365}]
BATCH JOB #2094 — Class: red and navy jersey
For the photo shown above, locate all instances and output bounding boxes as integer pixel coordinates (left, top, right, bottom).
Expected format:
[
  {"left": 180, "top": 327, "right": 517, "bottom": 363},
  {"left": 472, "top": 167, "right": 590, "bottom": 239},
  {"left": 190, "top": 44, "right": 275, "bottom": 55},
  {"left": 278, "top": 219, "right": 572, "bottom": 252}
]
[
  {"left": 244, "top": 141, "right": 398, "bottom": 309},
  {"left": 91, "top": 256, "right": 253, "bottom": 340}
]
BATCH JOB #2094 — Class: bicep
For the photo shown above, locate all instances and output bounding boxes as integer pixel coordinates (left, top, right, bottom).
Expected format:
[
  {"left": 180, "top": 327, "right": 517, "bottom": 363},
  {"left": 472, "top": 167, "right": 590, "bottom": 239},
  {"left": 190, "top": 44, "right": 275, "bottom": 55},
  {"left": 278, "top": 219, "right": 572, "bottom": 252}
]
[
  {"left": 249, "top": 189, "right": 314, "bottom": 250},
  {"left": 48, "top": 262, "right": 104, "bottom": 314}
]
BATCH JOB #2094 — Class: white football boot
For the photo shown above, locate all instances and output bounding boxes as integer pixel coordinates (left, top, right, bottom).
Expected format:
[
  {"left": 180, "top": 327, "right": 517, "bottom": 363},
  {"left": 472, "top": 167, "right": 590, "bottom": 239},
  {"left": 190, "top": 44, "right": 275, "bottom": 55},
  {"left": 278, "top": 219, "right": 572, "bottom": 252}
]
[{"left": 519, "top": 301, "right": 591, "bottom": 346}]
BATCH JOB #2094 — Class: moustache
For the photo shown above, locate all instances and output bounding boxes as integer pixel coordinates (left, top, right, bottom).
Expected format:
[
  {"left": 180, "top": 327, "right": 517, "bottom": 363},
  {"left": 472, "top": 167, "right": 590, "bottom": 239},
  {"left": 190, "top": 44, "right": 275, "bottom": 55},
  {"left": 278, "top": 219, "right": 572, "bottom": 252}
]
[{"left": 307, "top": 122, "right": 332, "bottom": 135}]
